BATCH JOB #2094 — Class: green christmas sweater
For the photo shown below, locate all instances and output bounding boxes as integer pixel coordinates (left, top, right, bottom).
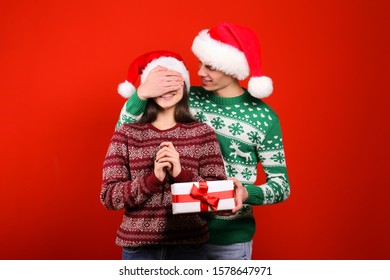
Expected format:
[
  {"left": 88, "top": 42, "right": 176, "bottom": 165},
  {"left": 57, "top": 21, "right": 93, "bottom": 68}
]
[{"left": 116, "top": 86, "right": 290, "bottom": 245}]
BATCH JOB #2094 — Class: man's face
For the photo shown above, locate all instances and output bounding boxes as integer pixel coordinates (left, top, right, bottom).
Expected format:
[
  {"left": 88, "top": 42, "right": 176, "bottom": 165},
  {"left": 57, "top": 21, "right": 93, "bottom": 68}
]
[{"left": 197, "top": 61, "right": 236, "bottom": 92}]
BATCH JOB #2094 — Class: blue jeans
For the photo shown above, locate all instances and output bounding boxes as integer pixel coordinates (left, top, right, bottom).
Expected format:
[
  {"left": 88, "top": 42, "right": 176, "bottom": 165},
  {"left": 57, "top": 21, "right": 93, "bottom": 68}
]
[
  {"left": 122, "top": 244, "right": 207, "bottom": 260},
  {"left": 204, "top": 240, "right": 253, "bottom": 260}
]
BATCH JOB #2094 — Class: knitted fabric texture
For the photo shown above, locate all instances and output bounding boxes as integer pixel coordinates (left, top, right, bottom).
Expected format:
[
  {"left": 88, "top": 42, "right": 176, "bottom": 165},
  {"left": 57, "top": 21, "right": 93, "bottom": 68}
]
[
  {"left": 117, "top": 88, "right": 290, "bottom": 245},
  {"left": 101, "top": 122, "right": 226, "bottom": 247}
]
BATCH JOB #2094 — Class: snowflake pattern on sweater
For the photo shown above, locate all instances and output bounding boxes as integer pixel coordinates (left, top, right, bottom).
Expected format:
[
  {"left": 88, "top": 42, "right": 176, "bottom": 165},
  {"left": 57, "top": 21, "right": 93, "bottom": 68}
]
[
  {"left": 116, "top": 87, "right": 290, "bottom": 244},
  {"left": 188, "top": 88, "right": 290, "bottom": 206}
]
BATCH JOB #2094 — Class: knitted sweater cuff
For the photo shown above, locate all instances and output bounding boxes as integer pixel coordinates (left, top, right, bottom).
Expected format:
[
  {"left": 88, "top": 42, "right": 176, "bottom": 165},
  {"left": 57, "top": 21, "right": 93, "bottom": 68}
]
[
  {"left": 145, "top": 172, "right": 163, "bottom": 193},
  {"left": 245, "top": 185, "right": 264, "bottom": 205},
  {"left": 172, "top": 170, "right": 193, "bottom": 183},
  {"left": 128, "top": 90, "right": 147, "bottom": 114}
]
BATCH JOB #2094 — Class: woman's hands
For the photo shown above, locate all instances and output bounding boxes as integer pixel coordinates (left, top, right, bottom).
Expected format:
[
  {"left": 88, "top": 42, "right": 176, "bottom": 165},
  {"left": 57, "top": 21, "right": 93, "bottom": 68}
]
[{"left": 154, "top": 142, "right": 181, "bottom": 181}]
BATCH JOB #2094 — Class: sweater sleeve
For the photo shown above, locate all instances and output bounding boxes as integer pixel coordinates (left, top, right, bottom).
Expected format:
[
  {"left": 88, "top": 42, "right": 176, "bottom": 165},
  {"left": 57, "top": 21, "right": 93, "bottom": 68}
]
[
  {"left": 116, "top": 91, "right": 148, "bottom": 129},
  {"left": 245, "top": 119, "right": 291, "bottom": 205},
  {"left": 100, "top": 127, "right": 162, "bottom": 210}
]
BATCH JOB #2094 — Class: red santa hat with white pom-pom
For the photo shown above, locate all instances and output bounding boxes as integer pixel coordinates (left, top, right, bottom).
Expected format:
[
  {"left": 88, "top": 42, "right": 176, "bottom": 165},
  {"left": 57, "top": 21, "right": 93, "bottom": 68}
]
[
  {"left": 191, "top": 22, "right": 273, "bottom": 99},
  {"left": 118, "top": 50, "right": 190, "bottom": 98}
]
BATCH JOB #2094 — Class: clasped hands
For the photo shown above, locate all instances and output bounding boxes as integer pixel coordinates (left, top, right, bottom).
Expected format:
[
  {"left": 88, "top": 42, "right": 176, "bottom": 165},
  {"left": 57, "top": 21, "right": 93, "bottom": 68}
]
[{"left": 154, "top": 142, "right": 181, "bottom": 181}]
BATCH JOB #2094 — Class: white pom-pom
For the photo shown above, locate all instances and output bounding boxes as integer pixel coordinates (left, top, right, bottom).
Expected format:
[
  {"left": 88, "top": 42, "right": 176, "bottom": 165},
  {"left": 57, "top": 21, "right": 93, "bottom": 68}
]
[
  {"left": 117, "top": 80, "right": 136, "bottom": 99},
  {"left": 248, "top": 76, "right": 273, "bottom": 99}
]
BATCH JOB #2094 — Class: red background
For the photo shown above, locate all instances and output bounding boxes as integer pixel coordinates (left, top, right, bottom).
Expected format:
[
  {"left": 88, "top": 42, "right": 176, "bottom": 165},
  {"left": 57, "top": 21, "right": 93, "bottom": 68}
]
[{"left": 1, "top": 0, "right": 389, "bottom": 260}]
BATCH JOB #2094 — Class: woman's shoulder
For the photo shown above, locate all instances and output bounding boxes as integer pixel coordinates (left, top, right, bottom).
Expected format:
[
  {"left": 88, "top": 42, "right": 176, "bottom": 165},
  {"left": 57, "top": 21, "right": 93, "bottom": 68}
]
[{"left": 116, "top": 122, "right": 149, "bottom": 133}]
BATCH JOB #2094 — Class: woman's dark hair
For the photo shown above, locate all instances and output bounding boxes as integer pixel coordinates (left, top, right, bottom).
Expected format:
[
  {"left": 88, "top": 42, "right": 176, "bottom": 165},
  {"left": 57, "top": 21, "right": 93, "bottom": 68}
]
[{"left": 137, "top": 85, "right": 197, "bottom": 124}]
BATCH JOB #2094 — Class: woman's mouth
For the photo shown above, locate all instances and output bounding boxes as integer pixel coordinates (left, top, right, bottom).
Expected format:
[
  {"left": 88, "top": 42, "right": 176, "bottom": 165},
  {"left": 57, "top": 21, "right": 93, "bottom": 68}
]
[{"left": 160, "top": 93, "right": 175, "bottom": 99}]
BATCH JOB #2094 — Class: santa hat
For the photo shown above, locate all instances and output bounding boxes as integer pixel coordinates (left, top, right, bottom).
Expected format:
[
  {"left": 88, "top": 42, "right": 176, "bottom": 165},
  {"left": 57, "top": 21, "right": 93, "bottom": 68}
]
[
  {"left": 118, "top": 50, "right": 190, "bottom": 98},
  {"left": 191, "top": 22, "right": 273, "bottom": 98}
]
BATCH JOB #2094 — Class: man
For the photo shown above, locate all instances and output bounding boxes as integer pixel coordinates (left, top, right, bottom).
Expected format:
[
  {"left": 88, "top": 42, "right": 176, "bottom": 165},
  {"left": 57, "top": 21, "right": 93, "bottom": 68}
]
[{"left": 116, "top": 22, "right": 290, "bottom": 260}]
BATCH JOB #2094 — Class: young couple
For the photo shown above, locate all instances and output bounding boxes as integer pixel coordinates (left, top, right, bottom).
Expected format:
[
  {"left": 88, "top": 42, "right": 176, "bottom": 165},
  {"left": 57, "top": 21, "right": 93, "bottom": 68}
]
[{"left": 101, "top": 22, "right": 290, "bottom": 260}]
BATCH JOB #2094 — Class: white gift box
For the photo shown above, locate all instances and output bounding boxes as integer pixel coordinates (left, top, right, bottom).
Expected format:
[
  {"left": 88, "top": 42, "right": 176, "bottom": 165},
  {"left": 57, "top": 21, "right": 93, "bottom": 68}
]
[{"left": 171, "top": 180, "right": 235, "bottom": 214}]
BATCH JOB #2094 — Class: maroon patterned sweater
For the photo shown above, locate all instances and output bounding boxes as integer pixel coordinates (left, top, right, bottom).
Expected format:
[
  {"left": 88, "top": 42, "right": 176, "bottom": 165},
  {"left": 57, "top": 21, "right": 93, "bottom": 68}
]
[{"left": 101, "top": 122, "right": 226, "bottom": 247}]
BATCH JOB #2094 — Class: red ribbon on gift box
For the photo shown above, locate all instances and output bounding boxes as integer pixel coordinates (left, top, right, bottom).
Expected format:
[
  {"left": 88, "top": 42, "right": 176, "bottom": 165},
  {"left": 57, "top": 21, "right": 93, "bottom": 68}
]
[{"left": 171, "top": 181, "right": 234, "bottom": 212}]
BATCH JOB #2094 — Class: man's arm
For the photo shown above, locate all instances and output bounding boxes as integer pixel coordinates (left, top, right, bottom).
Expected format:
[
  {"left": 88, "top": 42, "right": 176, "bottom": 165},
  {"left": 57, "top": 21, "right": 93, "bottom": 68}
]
[
  {"left": 116, "top": 92, "right": 147, "bottom": 128},
  {"left": 246, "top": 119, "right": 290, "bottom": 205}
]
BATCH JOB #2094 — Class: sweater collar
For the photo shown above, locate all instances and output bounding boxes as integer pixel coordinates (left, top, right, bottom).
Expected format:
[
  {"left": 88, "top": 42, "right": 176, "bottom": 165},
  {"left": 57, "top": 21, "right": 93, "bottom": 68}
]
[
  {"left": 205, "top": 89, "right": 253, "bottom": 105},
  {"left": 147, "top": 122, "right": 181, "bottom": 132}
]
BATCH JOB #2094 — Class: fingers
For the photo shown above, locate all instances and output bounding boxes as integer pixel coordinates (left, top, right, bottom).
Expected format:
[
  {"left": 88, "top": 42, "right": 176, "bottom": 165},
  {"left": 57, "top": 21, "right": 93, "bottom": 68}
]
[
  {"left": 158, "top": 75, "right": 183, "bottom": 88},
  {"left": 151, "top": 66, "right": 184, "bottom": 77},
  {"left": 232, "top": 197, "right": 243, "bottom": 214},
  {"left": 160, "top": 84, "right": 183, "bottom": 94},
  {"left": 154, "top": 161, "right": 172, "bottom": 181},
  {"left": 151, "top": 66, "right": 184, "bottom": 86},
  {"left": 159, "top": 142, "right": 176, "bottom": 149},
  {"left": 155, "top": 142, "right": 181, "bottom": 178},
  {"left": 155, "top": 142, "right": 178, "bottom": 161},
  {"left": 156, "top": 156, "right": 177, "bottom": 166},
  {"left": 228, "top": 177, "right": 247, "bottom": 214},
  {"left": 154, "top": 69, "right": 184, "bottom": 93},
  {"left": 138, "top": 68, "right": 184, "bottom": 99},
  {"left": 228, "top": 177, "right": 244, "bottom": 189},
  {"left": 155, "top": 154, "right": 179, "bottom": 170},
  {"left": 155, "top": 161, "right": 171, "bottom": 169},
  {"left": 155, "top": 150, "right": 178, "bottom": 163},
  {"left": 159, "top": 161, "right": 173, "bottom": 171}
]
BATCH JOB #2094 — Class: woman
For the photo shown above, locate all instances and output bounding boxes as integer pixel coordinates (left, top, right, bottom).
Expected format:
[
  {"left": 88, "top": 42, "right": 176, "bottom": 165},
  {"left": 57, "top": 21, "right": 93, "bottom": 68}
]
[{"left": 100, "top": 50, "right": 226, "bottom": 260}]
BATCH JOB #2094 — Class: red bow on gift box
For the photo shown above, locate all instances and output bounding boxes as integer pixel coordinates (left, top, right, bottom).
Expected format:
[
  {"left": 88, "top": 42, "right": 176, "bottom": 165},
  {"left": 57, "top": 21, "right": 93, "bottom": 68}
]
[
  {"left": 190, "top": 181, "right": 219, "bottom": 211},
  {"left": 171, "top": 181, "right": 234, "bottom": 213}
]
